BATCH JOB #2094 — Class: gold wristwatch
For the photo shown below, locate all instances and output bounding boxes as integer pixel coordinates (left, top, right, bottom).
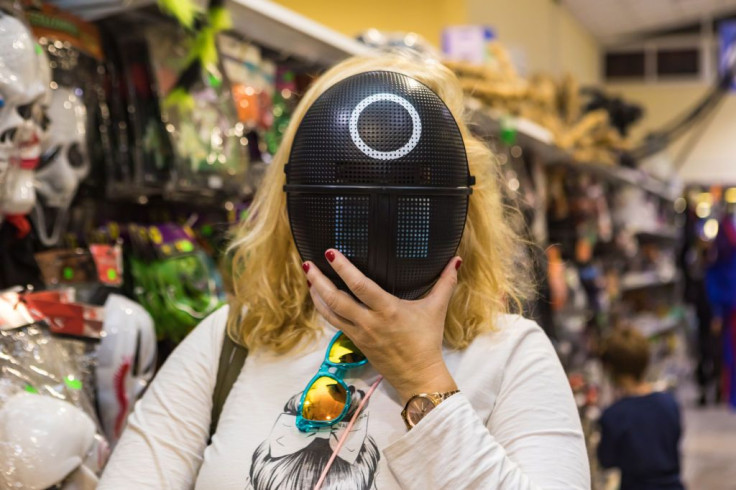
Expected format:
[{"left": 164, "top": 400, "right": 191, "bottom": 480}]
[{"left": 401, "top": 390, "right": 459, "bottom": 430}]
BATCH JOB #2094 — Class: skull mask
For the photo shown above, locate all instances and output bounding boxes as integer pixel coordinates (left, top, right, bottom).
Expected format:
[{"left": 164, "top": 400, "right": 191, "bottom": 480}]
[
  {"left": 32, "top": 87, "right": 89, "bottom": 246},
  {"left": 0, "top": 14, "right": 48, "bottom": 220}
]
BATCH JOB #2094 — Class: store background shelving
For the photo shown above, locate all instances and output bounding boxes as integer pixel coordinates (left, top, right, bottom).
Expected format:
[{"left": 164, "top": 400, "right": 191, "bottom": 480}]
[
  {"left": 37, "top": 3, "right": 691, "bottom": 488},
  {"left": 70, "top": 0, "right": 690, "bottom": 418}
]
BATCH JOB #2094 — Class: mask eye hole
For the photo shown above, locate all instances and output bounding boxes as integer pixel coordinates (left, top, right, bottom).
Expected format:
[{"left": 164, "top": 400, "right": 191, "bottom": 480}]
[
  {"left": 37, "top": 144, "right": 61, "bottom": 171},
  {"left": 16, "top": 102, "right": 33, "bottom": 121},
  {"left": 68, "top": 142, "right": 85, "bottom": 168},
  {"left": 40, "top": 113, "right": 50, "bottom": 131}
]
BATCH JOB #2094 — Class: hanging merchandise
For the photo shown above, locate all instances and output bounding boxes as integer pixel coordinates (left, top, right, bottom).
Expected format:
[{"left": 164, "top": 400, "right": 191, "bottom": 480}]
[
  {"left": 147, "top": 22, "right": 248, "bottom": 199},
  {"left": 25, "top": 2, "right": 114, "bottom": 244},
  {"left": 128, "top": 223, "right": 224, "bottom": 342},
  {"left": 0, "top": 292, "right": 105, "bottom": 449},
  {"left": 262, "top": 66, "right": 297, "bottom": 159},
  {"left": 34, "top": 243, "right": 124, "bottom": 305},
  {"left": 0, "top": 12, "right": 48, "bottom": 234},
  {"left": 0, "top": 392, "right": 108, "bottom": 490},
  {"left": 220, "top": 34, "right": 262, "bottom": 129},
  {"left": 97, "top": 19, "right": 174, "bottom": 197},
  {"left": 32, "top": 86, "right": 90, "bottom": 246},
  {"left": 95, "top": 294, "right": 156, "bottom": 446}
]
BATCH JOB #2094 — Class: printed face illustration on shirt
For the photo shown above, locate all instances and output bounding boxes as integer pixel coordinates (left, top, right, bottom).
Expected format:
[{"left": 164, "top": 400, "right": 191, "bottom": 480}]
[{"left": 246, "top": 385, "right": 380, "bottom": 490}]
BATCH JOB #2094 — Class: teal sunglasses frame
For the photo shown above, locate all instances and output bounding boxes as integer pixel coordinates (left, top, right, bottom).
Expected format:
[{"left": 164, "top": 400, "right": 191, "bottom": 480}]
[{"left": 296, "top": 331, "right": 368, "bottom": 432}]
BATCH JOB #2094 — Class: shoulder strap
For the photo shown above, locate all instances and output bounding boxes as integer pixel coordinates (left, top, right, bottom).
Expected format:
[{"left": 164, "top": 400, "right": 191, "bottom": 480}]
[{"left": 209, "top": 331, "right": 248, "bottom": 442}]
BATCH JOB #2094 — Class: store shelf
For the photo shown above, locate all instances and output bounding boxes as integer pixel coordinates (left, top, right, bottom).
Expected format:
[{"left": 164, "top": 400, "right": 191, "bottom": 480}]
[
  {"left": 630, "top": 314, "right": 681, "bottom": 338},
  {"left": 227, "top": 0, "right": 371, "bottom": 65},
  {"left": 620, "top": 271, "right": 678, "bottom": 292},
  {"left": 630, "top": 227, "right": 681, "bottom": 242},
  {"left": 468, "top": 106, "right": 680, "bottom": 202},
  {"left": 468, "top": 106, "right": 570, "bottom": 164},
  {"left": 48, "top": 0, "right": 156, "bottom": 20},
  {"left": 51, "top": 0, "right": 370, "bottom": 66}
]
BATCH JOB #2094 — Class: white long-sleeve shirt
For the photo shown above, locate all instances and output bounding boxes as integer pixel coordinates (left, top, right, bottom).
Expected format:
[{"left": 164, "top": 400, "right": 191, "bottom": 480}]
[{"left": 99, "top": 306, "right": 590, "bottom": 489}]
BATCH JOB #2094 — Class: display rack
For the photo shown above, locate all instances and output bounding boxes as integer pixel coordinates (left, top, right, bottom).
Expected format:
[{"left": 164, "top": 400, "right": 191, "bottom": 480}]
[
  {"left": 50, "top": 0, "right": 369, "bottom": 66},
  {"left": 23, "top": 6, "right": 686, "bottom": 490},
  {"left": 468, "top": 106, "right": 681, "bottom": 202},
  {"left": 619, "top": 271, "right": 679, "bottom": 292}
]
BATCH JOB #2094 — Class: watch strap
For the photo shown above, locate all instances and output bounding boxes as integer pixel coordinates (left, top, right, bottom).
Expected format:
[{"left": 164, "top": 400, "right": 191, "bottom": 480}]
[
  {"left": 427, "top": 389, "right": 460, "bottom": 405},
  {"left": 401, "top": 389, "right": 460, "bottom": 430}
]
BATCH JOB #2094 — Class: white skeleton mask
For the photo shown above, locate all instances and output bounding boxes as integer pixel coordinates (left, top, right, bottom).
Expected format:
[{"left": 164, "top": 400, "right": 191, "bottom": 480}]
[
  {"left": 0, "top": 14, "right": 48, "bottom": 218},
  {"left": 31, "top": 86, "right": 89, "bottom": 245}
]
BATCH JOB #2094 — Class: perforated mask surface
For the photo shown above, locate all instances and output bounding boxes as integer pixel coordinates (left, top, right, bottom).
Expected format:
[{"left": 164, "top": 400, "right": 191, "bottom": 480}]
[{"left": 285, "top": 71, "right": 472, "bottom": 300}]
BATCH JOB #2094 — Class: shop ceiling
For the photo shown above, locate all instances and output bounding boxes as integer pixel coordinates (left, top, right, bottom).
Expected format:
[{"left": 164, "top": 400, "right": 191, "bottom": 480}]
[{"left": 562, "top": 0, "right": 736, "bottom": 44}]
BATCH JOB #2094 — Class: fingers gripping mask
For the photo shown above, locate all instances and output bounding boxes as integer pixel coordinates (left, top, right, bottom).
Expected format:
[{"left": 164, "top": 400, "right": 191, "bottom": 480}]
[
  {"left": 284, "top": 71, "right": 474, "bottom": 300},
  {"left": 0, "top": 14, "right": 47, "bottom": 218},
  {"left": 32, "top": 87, "right": 90, "bottom": 246}
]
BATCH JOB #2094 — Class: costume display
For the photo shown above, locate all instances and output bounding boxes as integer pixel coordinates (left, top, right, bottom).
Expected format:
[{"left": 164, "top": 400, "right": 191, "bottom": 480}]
[{"left": 706, "top": 215, "right": 736, "bottom": 409}]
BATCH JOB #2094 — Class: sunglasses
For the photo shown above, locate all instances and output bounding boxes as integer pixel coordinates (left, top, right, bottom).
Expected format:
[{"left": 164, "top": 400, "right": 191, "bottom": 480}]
[{"left": 296, "top": 331, "right": 367, "bottom": 432}]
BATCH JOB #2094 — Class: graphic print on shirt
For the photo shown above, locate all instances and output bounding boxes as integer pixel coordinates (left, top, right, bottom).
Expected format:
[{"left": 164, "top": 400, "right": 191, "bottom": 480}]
[{"left": 246, "top": 385, "right": 380, "bottom": 490}]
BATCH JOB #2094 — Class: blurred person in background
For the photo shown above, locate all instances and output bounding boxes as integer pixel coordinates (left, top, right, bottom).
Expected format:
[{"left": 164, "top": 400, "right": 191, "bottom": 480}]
[
  {"left": 598, "top": 327, "right": 685, "bottom": 490},
  {"left": 681, "top": 205, "right": 718, "bottom": 406},
  {"left": 705, "top": 208, "right": 736, "bottom": 409}
]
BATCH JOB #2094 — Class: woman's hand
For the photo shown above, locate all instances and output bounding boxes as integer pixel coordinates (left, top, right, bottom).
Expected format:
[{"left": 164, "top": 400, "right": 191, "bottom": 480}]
[{"left": 302, "top": 249, "right": 462, "bottom": 404}]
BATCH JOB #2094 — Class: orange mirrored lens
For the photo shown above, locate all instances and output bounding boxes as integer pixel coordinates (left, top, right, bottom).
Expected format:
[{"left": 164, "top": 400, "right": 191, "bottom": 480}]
[
  {"left": 328, "top": 334, "right": 365, "bottom": 364},
  {"left": 301, "top": 376, "right": 347, "bottom": 421}
]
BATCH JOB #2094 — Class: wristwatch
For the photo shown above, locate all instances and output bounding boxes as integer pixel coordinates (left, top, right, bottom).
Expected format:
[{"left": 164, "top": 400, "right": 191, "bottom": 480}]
[{"left": 401, "top": 390, "right": 459, "bottom": 430}]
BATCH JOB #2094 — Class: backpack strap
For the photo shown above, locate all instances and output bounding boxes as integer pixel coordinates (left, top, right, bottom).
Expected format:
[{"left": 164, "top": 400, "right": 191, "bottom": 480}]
[{"left": 209, "top": 331, "right": 248, "bottom": 442}]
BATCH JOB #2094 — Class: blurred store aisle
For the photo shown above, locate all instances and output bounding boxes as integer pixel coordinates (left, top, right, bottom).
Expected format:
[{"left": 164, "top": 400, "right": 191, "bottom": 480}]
[{"left": 682, "top": 405, "right": 736, "bottom": 489}]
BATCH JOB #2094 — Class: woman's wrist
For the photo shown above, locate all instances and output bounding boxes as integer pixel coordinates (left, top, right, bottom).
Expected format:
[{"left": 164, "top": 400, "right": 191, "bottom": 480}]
[{"left": 394, "top": 363, "right": 458, "bottom": 405}]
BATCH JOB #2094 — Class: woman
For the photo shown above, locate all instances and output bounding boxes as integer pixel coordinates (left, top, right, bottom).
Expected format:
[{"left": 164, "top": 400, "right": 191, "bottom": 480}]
[{"left": 100, "top": 55, "right": 590, "bottom": 489}]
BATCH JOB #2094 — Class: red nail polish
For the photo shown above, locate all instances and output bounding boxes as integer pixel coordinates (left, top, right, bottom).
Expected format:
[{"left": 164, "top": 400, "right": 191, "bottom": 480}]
[
  {"left": 325, "top": 250, "right": 336, "bottom": 263},
  {"left": 455, "top": 259, "right": 463, "bottom": 270},
  {"left": 307, "top": 280, "right": 312, "bottom": 288},
  {"left": 302, "top": 263, "right": 310, "bottom": 273}
]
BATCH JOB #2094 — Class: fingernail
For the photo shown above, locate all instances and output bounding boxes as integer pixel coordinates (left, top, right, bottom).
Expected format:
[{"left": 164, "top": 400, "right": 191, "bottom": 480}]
[
  {"left": 307, "top": 280, "right": 312, "bottom": 288},
  {"left": 302, "top": 263, "right": 310, "bottom": 273},
  {"left": 325, "top": 250, "right": 336, "bottom": 263},
  {"left": 455, "top": 259, "right": 463, "bottom": 271}
]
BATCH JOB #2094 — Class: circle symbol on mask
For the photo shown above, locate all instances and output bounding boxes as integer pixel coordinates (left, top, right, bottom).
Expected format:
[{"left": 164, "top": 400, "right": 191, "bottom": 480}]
[{"left": 349, "top": 93, "right": 421, "bottom": 160}]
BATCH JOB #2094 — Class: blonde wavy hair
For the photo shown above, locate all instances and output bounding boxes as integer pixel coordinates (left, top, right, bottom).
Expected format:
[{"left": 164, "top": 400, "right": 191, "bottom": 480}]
[{"left": 227, "top": 54, "right": 530, "bottom": 354}]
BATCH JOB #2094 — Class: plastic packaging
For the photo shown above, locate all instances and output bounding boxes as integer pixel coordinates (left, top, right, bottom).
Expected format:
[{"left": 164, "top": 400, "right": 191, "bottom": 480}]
[
  {"left": 0, "top": 392, "right": 107, "bottom": 490},
  {"left": 0, "top": 319, "right": 101, "bottom": 428}
]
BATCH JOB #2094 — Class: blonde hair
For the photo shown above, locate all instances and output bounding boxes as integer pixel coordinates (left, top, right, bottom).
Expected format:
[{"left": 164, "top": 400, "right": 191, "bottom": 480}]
[{"left": 227, "top": 54, "right": 530, "bottom": 354}]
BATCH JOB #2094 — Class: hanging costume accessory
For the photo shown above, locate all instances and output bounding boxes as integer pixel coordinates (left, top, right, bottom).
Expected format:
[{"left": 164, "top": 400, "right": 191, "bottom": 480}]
[
  {"left": 96, "top": 294, "right": 157, "bottom": 446},
  {"left": 32, "top": 86, "right": 91, "bottom": 246},
  {"left": 284, "top": 70, "right": 474, "bottom": 300},
  {"left": 0, "top": 13, "right": 47, "bottom": 234}
]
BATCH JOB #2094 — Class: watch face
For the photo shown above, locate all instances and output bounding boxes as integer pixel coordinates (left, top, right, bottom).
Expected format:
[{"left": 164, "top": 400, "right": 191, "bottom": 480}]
[{"left": 407, "top": 396, "right": 435, "bottom": 426}]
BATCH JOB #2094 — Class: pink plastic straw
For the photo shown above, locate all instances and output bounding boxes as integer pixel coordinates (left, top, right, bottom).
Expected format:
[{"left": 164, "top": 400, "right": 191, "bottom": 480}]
[{"left": 314, "top": 376, "right": 384, "bottom": 490}]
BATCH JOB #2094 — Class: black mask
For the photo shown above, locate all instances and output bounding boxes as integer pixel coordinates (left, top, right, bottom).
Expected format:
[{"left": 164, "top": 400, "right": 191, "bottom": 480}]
[{"left": 285, "top": 71, "right": 474, "bottom": 300}]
